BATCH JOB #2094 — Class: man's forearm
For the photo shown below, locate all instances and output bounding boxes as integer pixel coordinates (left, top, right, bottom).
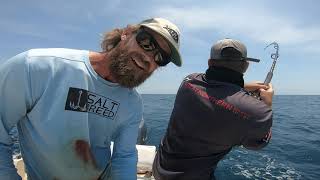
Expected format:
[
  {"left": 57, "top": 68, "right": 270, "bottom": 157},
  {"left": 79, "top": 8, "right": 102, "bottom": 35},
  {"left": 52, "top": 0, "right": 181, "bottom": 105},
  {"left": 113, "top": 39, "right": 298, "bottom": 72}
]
[{"left": 110, "top": 151, "right": 138, "bottom": 180}]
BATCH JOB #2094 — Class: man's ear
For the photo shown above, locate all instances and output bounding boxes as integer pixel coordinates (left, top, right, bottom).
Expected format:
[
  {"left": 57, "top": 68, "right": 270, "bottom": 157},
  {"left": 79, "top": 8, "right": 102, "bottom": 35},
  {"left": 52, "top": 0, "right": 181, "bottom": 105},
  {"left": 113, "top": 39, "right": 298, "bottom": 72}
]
[
  {"left": 121, "top": 34, "right": 127, "bottom": 40},
  {"left": 121, "top": 27, "right": 131, "bottom": 40},
  {"left": 208, "top": 59, "right": 214, "bottom": 67},
  {"left": 121, "top": 25, "right": 136, "bottom": 40}
]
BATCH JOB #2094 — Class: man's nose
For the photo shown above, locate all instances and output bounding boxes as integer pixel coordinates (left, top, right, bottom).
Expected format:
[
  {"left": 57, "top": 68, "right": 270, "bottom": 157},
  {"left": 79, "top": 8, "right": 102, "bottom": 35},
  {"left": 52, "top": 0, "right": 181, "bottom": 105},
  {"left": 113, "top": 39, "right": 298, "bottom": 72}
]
[{"left": 139, "top": 50, "right": 155, "bottom": 64}]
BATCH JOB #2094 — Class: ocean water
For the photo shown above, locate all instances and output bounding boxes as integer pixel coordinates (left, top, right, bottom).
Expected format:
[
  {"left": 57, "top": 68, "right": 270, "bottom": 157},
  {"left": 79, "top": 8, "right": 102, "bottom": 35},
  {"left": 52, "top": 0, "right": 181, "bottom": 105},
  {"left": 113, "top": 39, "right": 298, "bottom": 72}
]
[
  {"left": 142, "top": 95, "right": 320, "bottom": 180},
  {"left": 10, "top": 95, "right": 320, "bottom": 179}
]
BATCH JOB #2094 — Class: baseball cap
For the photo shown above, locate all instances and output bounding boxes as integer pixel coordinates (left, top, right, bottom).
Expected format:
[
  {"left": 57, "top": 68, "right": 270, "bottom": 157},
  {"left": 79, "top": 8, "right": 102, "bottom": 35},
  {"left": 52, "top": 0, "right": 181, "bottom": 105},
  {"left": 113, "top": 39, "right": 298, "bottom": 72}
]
[
  {"left": 210, "top": 38, "right": 260, "bottom": 62},
  {"left": 139, "top": 18, "right": 182, "bottom": 66}
]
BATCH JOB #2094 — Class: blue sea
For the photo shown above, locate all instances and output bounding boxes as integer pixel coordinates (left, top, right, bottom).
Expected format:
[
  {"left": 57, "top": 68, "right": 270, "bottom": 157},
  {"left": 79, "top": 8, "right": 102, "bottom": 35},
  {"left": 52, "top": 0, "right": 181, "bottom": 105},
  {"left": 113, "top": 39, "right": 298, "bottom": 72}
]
[
  {"left": 142, "top": 95, "right": 320, "bottom": 180},
  {"left": 11, "top": 95, "right": 320, "bottom": 179}
]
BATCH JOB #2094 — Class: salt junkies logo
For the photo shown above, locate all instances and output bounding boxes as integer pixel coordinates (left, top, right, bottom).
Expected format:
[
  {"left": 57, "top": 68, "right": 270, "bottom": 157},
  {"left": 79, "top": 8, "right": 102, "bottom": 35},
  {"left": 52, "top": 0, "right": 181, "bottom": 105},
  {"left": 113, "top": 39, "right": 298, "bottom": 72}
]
[{"left": 65, "top": 87, "right": 119, "bottom": 120}]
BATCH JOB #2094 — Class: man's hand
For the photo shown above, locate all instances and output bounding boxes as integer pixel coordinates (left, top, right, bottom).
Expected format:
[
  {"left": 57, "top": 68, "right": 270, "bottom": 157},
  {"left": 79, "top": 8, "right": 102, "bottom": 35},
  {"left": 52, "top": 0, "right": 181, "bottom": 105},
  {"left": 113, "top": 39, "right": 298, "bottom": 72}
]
[
  {"left": 245, "top": 82, "right": 274, "bottom": 107},
  {"left": 259, "top": 83, "right": 274, "bottom": 107},
  {"left": 244, "top": 81, "right": 268, "bottom": 92}
]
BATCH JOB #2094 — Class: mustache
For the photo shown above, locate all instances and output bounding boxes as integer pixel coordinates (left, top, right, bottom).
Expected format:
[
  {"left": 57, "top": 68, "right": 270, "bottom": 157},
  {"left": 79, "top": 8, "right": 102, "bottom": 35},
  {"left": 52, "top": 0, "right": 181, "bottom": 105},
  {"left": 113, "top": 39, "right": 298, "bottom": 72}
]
[
  {"left": 109, "top": 49, "right": 153, "bottom": 88},
  {"left": 130, "top": 52, "right": 150, "bottom": 70}
]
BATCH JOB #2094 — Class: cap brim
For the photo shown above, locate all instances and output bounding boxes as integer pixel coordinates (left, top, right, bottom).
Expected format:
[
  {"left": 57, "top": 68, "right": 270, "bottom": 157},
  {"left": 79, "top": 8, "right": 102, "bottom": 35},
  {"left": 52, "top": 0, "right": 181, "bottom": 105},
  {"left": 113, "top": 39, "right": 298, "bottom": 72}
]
[
  {"left": 140, "top": 25, "right": 182, "bottom": 67},
  {"left": 167, "top": 43, "right": 182, "bottom": 66},
  {"left": 211, "top": 57, "right": 260, "bottom": 63},
  {"left": 245, "top": 57, "right": 260, "bottom": 62}
]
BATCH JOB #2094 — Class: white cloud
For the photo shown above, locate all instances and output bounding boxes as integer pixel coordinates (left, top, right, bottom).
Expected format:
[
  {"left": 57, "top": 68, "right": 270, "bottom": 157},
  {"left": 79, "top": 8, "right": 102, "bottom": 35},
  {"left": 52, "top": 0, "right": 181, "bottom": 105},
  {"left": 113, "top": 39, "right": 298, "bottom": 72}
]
[
  {"left": 0, "top": 18, "right": 86, "bottom": 42},
  {"left": 301, "top": 44, "right": 320, "bottom": 54},
  {"left": 0, "top": 19, "right": 50, "bottom": 39},
  {"left": 86, "top": 12, "right": 97, "bottom": 24},
  {"left": 154, "top": 6, "right": 320, "bottom": 54}
]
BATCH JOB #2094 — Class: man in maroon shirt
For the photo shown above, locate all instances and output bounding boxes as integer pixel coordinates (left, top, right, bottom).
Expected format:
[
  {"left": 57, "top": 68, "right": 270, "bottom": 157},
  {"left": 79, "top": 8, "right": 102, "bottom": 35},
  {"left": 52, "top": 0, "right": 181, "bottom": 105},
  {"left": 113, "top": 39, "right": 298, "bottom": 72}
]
[{"left": 153, "top": 38, "right": 274, "bottom": 180}]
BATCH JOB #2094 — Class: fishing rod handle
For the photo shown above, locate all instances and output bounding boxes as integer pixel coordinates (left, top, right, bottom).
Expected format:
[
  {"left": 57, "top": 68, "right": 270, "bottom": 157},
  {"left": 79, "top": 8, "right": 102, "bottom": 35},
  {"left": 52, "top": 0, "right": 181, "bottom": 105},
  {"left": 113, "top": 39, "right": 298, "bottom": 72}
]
[{"left": 263, "top": 72, "right": 273, "bottom": 85}]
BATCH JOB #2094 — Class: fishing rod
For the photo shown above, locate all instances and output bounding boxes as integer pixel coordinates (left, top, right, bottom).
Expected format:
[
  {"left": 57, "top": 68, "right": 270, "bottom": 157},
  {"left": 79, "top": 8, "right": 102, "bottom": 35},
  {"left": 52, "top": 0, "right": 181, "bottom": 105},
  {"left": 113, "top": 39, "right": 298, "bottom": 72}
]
[
  {"left": 263, "top": 42, "right": 279, "bottom": 85},
  {"left": 251, "top": 42, "right": 279, "bottom": 98}
]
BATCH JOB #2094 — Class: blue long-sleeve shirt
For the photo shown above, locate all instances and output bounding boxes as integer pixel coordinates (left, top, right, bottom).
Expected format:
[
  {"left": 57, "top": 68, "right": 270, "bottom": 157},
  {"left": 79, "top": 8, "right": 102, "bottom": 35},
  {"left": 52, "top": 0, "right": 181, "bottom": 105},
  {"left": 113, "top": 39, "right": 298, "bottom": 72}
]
[{"left": 0, "top": 48, "right": 142, "bottom": 180}]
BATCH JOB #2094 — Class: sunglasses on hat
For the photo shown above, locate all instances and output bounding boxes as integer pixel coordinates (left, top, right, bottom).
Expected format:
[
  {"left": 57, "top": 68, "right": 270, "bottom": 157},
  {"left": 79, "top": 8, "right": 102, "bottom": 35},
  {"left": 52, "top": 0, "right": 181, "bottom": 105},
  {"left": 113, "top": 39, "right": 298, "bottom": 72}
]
[{"left": 135, "top": 28, "right": 170, "bottom": 66}]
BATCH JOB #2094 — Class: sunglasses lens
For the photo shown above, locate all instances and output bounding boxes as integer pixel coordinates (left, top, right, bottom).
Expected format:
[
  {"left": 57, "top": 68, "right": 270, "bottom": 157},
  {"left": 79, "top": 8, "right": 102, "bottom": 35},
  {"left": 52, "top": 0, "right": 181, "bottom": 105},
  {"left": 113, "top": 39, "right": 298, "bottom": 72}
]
[
  {"left": 155, "top": 52, "right": 170, "bottom": 66},
  {"left": 136, "top": 31, "right": 156, "bottom": 51},
  {"left": 154, "top": 53, "right": 162, "bottom": 63},
  {"left": 136, "top": 29, "right": 170, "bottom": 66}
]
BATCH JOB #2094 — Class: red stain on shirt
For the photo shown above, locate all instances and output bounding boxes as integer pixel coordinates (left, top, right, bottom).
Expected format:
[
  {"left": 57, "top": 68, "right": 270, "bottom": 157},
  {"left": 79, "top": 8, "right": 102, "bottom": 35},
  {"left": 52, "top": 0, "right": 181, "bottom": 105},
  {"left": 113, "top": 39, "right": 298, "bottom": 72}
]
[{"left": 74, "top": 140, "right": 98, "bottom": 168}]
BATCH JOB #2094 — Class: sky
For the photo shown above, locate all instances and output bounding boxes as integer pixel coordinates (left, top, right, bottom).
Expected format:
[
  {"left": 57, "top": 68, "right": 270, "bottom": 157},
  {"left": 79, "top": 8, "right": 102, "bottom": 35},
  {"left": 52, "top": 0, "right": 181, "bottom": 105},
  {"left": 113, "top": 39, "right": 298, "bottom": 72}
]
[{"left": 1, "top": 0, "right": 319, "bottom": 95}]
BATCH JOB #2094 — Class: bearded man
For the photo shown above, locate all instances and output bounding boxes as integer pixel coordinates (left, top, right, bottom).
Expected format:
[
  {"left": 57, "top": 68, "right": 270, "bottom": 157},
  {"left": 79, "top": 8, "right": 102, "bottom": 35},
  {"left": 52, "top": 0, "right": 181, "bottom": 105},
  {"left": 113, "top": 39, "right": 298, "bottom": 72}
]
[{"left": 0, "top": 18, "right": 182, "bottom": 180}]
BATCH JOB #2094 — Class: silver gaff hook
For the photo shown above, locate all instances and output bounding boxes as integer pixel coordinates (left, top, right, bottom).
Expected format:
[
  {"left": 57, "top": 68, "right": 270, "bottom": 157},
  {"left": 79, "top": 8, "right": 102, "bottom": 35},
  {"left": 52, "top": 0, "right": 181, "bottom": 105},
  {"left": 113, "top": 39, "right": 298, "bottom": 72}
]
[{"left": 263, "top": 42, "right": 279, "bottom": 85}]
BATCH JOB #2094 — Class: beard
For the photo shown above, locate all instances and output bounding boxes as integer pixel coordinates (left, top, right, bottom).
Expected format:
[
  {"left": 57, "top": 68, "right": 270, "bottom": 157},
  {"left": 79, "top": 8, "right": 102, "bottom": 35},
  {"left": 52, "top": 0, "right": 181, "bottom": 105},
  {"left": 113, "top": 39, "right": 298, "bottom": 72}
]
[{"left": 109, "top": 49, "right": 153, "bottom": 88}]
